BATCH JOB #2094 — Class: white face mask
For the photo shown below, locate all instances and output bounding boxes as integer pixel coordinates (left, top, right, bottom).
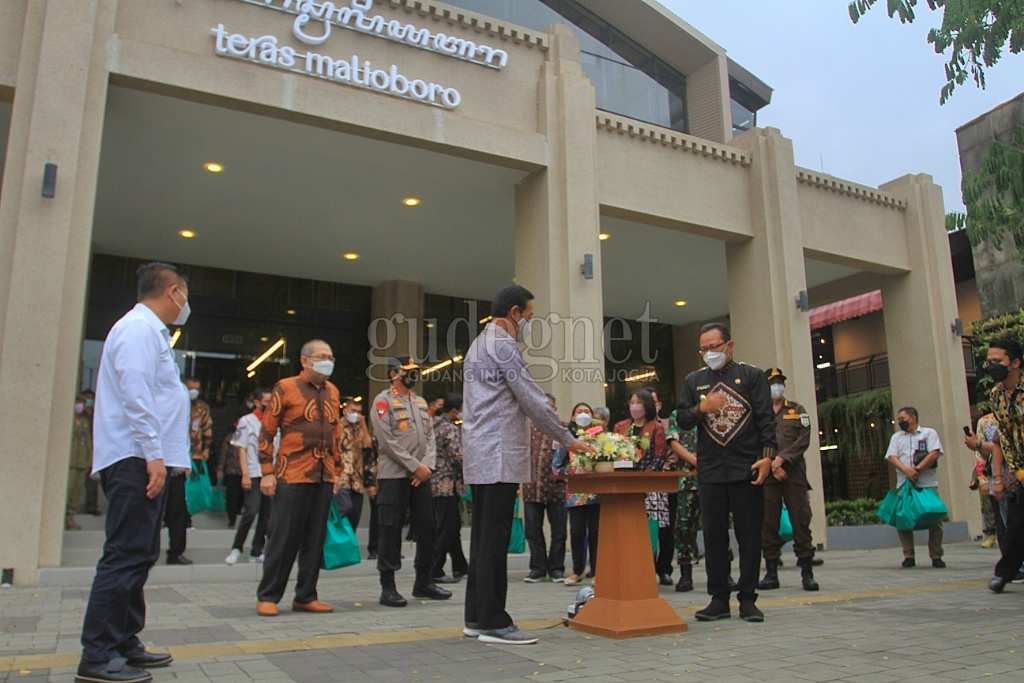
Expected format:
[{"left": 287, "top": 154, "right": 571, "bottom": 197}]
[
  {"left": 172, "top": 288, "right": 191, "bottom": 326},
  {"left": 311, "top": 360, "right": 334, "bottom": 377},
  {"left": 187, "top": 388, "right": 200, "bottom": 401},
  {"left": 246, "top": 401, "right": 255, "bottom": 409},
  {"left": 345, "top": 411, "right": 360, "bottom": 424},
  {"left": 575, "top": 412, "right": 593, "bottom": 428},
  {"left": 517, "top": 316, "right": 532, "bottom": 342},
  {"left": 703, "top": 351, "right": 727, "bottom": 371},
  {"left": 770, "top": 384, "right": 785, "bottom": 400}
]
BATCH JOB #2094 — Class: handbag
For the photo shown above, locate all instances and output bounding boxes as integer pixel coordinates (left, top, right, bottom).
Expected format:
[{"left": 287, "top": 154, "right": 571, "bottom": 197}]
[
  {"left": 185, "top": 461, "right": 215, "bottom": 515},
  {"left": 894, "top": 481, "right": 948, "bottom": 531},
  {"left": 321, "top": 500, "right": 362, "bottom": 570},
  {"left": 779, "top": 506, "right": 794, "bottom": 543},
  {"left": 876, "top": 488, "right": 899, "bottom": 526},
  {"left": 508, "top": 498, "right": 526, "bottom": 554}
]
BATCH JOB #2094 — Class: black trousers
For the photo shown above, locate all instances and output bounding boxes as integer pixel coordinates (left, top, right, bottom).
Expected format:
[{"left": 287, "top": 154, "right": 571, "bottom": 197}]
[
  {"left": 81, "top": 458, "right": 166, "bottom": 664},
  {"left": 345, "top": 490, "right": 364, "bottom": 530},
  {"left": 163, "top": 473, "right": 188, "bottom": 560},
  {"left": 762, "top": 481, "right": 815, "bottom": 560},
  {"left": 367, "top": 495, "right": 379, "bottom": 555},
  {"left": 700, "top": 480, "right": 764, "bottom": 602},
  {"left": 256, "top": 482, "right": 333, "bottom": 604},
  {"left": 465, "top": 483, "right": 518, "bottom": 630},
  {"left": 432, "top": 495, "right": 469, "bottom": 576},
  {"left": 223, "top": 474, "right": 244, "bottom": 525},
  {"left": 568, "top": 504, "right": 599, "bottom": 576},
  {"left": 524, "top": 500, "right": 567, "bottom": 576},
  {"left": 996, "top": 491, "right": 1024, "bottom": 581},
  {"left": 85, "top": 474, "right": 100, "bottom": 513},
  {"left": 376, "top": 478, "right": 436, "bottom": 577},
  {"left": 655, "top": 493, "right": 678, "bottom": 575},
  {"left": 231, "top": 479, "right": 271, "bottom": 557}
]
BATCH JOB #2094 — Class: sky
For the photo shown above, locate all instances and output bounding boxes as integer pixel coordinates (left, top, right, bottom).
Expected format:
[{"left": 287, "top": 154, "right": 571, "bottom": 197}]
[{"left": 659, "top": 0, "right": 1023, "bottom": 213}]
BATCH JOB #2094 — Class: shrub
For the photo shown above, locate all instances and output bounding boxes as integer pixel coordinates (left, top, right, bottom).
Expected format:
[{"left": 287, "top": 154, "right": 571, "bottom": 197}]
[{"left": 825, "top": 497, "right": 884, "bottom": 526}]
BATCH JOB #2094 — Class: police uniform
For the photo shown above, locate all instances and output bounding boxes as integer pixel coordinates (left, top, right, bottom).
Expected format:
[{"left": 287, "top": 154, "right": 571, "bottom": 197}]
[
  {"left": 370, "top": 368, "right": 445, "bottom": 603},
  {"left": 759, "top": 367, "right": 818, "bottom": 591}
]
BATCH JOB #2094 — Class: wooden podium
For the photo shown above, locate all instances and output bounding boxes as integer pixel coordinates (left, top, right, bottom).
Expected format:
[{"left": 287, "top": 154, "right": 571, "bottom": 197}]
[{"left": 564, "top": 471, "right": 688, "bottom": 639}]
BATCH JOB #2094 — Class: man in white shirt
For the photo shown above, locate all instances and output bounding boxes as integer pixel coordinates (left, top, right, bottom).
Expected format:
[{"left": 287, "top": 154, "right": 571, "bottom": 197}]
[
  {"left": 885, "top": 406, "right": 945, "bottom": 569},
  {"left": 77, "top": 263, "right": 192, "bottom": 683},
  {"left": 225, "top": 388, "right": 274, "bottom": 565}
]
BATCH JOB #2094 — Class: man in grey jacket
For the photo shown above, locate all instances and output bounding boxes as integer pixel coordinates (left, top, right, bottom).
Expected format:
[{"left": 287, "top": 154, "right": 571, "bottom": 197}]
[{"left": 462, "top": 284, "right": 593, "bottom": 645}]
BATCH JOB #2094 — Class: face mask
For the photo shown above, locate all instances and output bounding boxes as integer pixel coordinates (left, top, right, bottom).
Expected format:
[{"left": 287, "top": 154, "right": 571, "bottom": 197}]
[
  {"left": 346, "top": 411, "right": 360, "bottom": 424},
  {"left": 187, "top": 388, "right": 200, "bottom": 401},
  {"left": 517, "top": 316, "right": 532, "bottom": 342},
  {"left": 988, "top": 363, "right": 1010, "bottom": 383},
  {"left": 770, "top": 384, "right": 786, "bottom": 400},
  {"left": 246, "top": 401, "right": 255, "bottom": 409},
  {"left": 85, "top": 399, "right": 94, "bottom": 409},
  {"left": 311, "top": 360, "right": 334, "bottom": 376},
  {"left": 74, "top": 403, "right": 85, "bottom": 414},
  {"left": 400, "top": 374, "right": 416, "bottom": 389},
  {"left": 172, "top": 288, "right": 191, "bottom": 326},
  {"left": 575, "top": 412, "right": 593, "bottom": 428},
  {"left": 898, "top": 419, "right": 911, "bottom": 432},
  {"left": 629, "top": 403, "right": 646, "bottom": 420},
  {"left": 703, "top": 351, "right": 727, "bottom": 371}
]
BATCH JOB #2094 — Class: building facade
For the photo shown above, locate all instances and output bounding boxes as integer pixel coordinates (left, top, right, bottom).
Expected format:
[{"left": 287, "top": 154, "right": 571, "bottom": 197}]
[{"left": 0, "top": 0, "right": 974, "bottom": 584}]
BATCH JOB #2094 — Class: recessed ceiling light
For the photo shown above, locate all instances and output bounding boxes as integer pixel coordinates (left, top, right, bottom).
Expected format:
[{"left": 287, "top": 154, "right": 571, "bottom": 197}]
[
  {"left": 343, "top": 253, "right": 359, "bottom": 261},
  {"left": 260, "top": 336, "right": 268, "bottom": 342},
  {"left": 204, "top": 162, "right": 224, "bottom": 173},
  {"left": 179, "top": 229, "right": 196, "bottom": 239},
  {"left": 403, "top": 197, "right": 420, "bottom": 207},
  {"left": 675, "top": 300, "right": 687, "bottom": 307},
  {"left": 598, "top": 233, "right": 610, "bottom": 241},
  {"left": 286, "top": 309, "right": 296, "bottom": 315}
]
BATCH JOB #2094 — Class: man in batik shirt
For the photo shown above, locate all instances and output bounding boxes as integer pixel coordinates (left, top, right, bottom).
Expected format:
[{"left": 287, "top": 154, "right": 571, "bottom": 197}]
[{"left": 430, "top": 394, "right": 468, "bottom": 583}]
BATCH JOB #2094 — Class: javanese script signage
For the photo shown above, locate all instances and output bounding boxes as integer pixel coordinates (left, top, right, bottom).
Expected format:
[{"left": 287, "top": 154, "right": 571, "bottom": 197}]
[{"left": 211, "top": 0, "right": 511, "bottom": 109}]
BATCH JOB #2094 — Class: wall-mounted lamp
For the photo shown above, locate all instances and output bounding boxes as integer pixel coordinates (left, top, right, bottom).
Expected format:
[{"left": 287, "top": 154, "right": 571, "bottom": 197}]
[
  {"left": 42, "top": 163, "right": 57, "bottom": 198},
  {"left": 951, "top": 318, "right": 963, "bottom": 336},
  {"left": 795, "top": 290, "right": 809, "bottom": 312},
  {"left": 580, "top": 253, "right": 594, "bottom": 279}
]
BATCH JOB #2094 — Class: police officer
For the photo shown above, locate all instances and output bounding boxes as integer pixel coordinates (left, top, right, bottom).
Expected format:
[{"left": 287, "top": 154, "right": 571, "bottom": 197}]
[
  {"left": 370, "top": 356, "right": 451, "bottom": 607},
  {"left": 758, "top": 368, "right": 819, "bottom": 592}
]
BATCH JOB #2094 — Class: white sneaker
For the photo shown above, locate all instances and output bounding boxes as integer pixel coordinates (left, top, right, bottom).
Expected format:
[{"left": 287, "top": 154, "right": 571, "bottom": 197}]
[
  {"left": 249, "top": 554, "right": 264, "bottom": 564},
  {"left": 225, "top": 549, "right": 241, "bottom": 565}
]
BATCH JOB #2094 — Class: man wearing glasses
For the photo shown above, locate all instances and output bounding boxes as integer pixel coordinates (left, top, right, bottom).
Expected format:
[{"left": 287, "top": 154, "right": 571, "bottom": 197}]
[
  {"left": 676, "top": 323, "right": 775, "bottom": 623},
  {"left": 255, "top": 339, "right": 342, "bottom": 617}
]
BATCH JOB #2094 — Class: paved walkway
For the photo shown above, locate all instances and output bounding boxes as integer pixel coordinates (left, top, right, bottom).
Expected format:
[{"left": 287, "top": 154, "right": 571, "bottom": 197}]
[{"left": 1, "top": 542, "right": 1020, "bottom": 682}]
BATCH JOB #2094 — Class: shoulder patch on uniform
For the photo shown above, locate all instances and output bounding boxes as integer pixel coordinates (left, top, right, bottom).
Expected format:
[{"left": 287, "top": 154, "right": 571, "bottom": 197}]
[
  {"left": 800, "top": 414, "right": 810, "bottom": 427},
  {"left": 375, "top": 401, "right": 388, "bottom": 418}
]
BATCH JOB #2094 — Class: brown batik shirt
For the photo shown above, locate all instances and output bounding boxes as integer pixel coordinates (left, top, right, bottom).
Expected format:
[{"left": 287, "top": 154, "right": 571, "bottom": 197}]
[
  {"left": 259, "top": 371, "right": 342, "bottom": 484},
  {"left": 337, "top": 421, "right": 377, "bottom": 493},
  {"left": 431, "top": 415, "right": 467, "bottom": 499},
  {"left": 189, "top": 399, "right": 213, "bottom": 461},
  {"left": 521, "top": 423, "right": 567, "bottom": 504}
]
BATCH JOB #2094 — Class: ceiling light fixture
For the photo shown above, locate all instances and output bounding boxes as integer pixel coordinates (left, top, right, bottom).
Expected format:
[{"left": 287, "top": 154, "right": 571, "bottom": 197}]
[
  {"left": 247, "top": 370, "right": 257, "bottom": 378},
  {"left": 598, "top": 233, "right": 610, "bottom": 241},
  {"left": 343, "top": 253, "right": 359, "bottom": 261},
  {"left": 403, "top": 197, "right": 420, "bottom": 206},
  {"left": 675, "top": 300, "right": 687, "bottom": 307},
  {"left": 247, "top": 338, "right": 286, "bottom": 373},
  {"left": 204, "top": 162, "right": 224, "bottom": 173},
  {"left": 260, "top": 336, "right": 268, "bottom": 342},
  {"left": 169, "top": 329, "right": 182, "bottom": 348},
  {"left": 178, "top": 229, "right": 196, "bottom": 239},
  {"left": 286, "top": 309, "right": 296, "bottom": 315}
]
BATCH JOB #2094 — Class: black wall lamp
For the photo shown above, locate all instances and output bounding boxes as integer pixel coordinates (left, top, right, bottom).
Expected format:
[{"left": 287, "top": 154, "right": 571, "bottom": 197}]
[
  {"left": 795, "top": 290, "right": 809, "bottom": 312},
  {"left": 42, "top": 163, "right": 57, "bottom": 198},
  {"left": 580, "top": 253, "right": 594, "bottom": 280},
  {"left": 951, "top": 317, "right": 963, "bottom": 336}
]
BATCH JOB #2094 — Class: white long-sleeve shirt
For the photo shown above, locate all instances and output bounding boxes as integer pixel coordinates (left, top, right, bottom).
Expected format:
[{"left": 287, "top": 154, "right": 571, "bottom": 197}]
[{"left": 91, "top": 303, "right": 190, "bottom": 475}]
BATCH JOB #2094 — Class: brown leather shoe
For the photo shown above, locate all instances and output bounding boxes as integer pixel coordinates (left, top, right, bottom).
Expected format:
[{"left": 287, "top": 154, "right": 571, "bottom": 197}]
[
  {"left": 292, "top": 600, "right": 334, "bottom": 613},
  {"left": 256, "top": 601, "right": 279, "bottom": 617}
]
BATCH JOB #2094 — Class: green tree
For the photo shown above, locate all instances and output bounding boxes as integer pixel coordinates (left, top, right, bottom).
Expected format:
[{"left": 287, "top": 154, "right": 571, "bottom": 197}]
[
  {"left": 947, "top": 125, "right": 1024, "bottom": 261},
  {"left": 848, "top": 1, "right": 1024, "bottom": 104}
]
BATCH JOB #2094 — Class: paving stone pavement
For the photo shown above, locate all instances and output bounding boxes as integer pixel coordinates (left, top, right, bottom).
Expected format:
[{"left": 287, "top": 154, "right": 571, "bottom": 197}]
[{"left": 1, "top": 542, "right": 1021, "bottom": 682}]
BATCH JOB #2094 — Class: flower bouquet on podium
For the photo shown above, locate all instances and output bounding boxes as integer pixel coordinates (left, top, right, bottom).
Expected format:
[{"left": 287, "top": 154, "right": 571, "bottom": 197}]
[{"left": 572, "top": 430, "right": 643, "bottom": 473}]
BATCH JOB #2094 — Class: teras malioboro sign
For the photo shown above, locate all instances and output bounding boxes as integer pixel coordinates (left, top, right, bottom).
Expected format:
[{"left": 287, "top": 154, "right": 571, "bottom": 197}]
[{"left": 211, "top": 0, "right": 512, "bottom": 109}]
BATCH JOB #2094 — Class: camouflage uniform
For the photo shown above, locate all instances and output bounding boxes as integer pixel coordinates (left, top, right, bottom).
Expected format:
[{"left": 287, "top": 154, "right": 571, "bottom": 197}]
[{"left": 666, "top": 410, "right": 700, "bottom": 567}]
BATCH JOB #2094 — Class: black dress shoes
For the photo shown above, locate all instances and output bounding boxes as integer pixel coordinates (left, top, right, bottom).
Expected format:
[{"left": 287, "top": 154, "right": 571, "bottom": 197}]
[
  {"left": 989, "top": 576, "right": 1009, "bottom": 593},
  {"left": 120, "top": 646, "right": 172, "bottom": 669},
  {"left": 432, "top": 574, "right": 461, "bottom": 584},
  {"left": 75, "top": 657, "right": 152, "bottom": 683},
  {"left": 379, "top": 586, "right": 408, "bottom": 607},
  {"left": 166, "top": 555, "right": 193, "bottom": 565},
  {"left": 412, "top": 581, "right": 452, "bottom": 600},
  {"left": 739, "top": 601, "right": 765, "bottom": 622},
  {"left": 452, "top": 569, "right": 468, "bottom": 580},
  {"left": 694, "top": 598, "right": 731, "bottom": 621}
]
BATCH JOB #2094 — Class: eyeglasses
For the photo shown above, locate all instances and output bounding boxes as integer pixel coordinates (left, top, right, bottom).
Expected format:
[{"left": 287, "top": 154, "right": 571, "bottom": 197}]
[
  {"left": 697, "top": 340, "right": 728, "bottom": 355},
  {"left": 308, "top": 354, "right": 335, "bottom": 361}
]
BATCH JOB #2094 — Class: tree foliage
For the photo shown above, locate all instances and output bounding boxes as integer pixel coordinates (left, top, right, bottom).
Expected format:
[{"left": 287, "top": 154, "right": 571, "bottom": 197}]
[
  {"left": 947, "top": 125, "right": 1024, "bottom": 261},
  {"left": 848, "top": 0, "right": 1024, "bottom": 104}
]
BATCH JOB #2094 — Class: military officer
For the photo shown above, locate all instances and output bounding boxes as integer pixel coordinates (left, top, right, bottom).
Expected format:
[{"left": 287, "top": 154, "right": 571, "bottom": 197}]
[
  {"left": 370, "top": 356, "right": 451, "bottom": 607},
  {"left": 758, "top": 368, "right": 819, "bottom": 592}
]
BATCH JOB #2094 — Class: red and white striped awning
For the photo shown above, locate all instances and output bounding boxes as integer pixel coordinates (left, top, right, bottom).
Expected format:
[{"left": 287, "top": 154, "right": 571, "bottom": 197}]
[{"left": 809, "top": 290, "right": 882, "bottom": 331}]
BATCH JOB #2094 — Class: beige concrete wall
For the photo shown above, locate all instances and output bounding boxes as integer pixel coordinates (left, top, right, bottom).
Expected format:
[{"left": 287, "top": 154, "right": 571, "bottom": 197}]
[
  {"left": 832, "top": 311, "right": 886, "bottom": 363},
  {"left": 0, "top": 1, "right": 26, "bottom": 88}
]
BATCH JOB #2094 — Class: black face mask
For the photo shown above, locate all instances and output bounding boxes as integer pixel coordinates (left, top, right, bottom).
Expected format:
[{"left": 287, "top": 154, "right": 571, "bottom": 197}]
[
  {"left": 988, "top": 363, "right": 1011, "bottom": 383},
  {"left": 400, "top": 371, "right": 419, "bottom": 389},
  {"left": 898, "top": 420, "right": 911, "bottom": 432}
]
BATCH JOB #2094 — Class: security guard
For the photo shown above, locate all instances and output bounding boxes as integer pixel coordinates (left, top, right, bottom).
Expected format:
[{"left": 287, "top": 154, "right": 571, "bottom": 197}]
[
  {"left": 758, "top": 368, "right": 819, "bottom": 591},
  {"left": 370, "top": 356, "right": 451, "bottom": 607}
]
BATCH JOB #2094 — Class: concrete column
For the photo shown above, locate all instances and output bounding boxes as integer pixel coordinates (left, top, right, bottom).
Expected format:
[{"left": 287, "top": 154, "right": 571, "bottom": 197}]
[
  {"left": 725, "top": 127, "right": 826, "bottom": 547},
  {"left": 879, "top": 174, "right": 979, "bottom": 536},
  {"left": 367, "top": 279, "right": 424, "bottom": 400},
  {"left": 0, "top": 0, "right": 113, "bottom": 584},
  {"left": 513, "top": 24, "right": 604, "bottom": 414}
]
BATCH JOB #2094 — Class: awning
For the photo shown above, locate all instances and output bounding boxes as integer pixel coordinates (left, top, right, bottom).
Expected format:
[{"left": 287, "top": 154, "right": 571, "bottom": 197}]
[{"left": 809, "top": 290, "right": 882, "bottom": 331}]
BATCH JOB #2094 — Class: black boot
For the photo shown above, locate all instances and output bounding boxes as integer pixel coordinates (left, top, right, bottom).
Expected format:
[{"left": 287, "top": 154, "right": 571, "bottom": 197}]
[
  {"left": 758, "top": 559, "right": 780, "bottom": 590},
  {"left": 675, "top": 565, "right": 694, "bottom": 592},
  {"left": 412, "top": 572, "right": 452, "bottom": 600},
  {"left": 379, "top": 571, "right": 408, "bottom": 607},
  {"left": 798, "top": 557, "right": 819, "bottom": 591}
]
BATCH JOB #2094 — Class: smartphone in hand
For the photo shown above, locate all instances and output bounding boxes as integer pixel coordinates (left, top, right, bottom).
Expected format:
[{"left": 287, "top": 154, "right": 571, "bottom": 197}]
[{"left": 963, "top": 425, "right": 972, "bottom": 437}]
